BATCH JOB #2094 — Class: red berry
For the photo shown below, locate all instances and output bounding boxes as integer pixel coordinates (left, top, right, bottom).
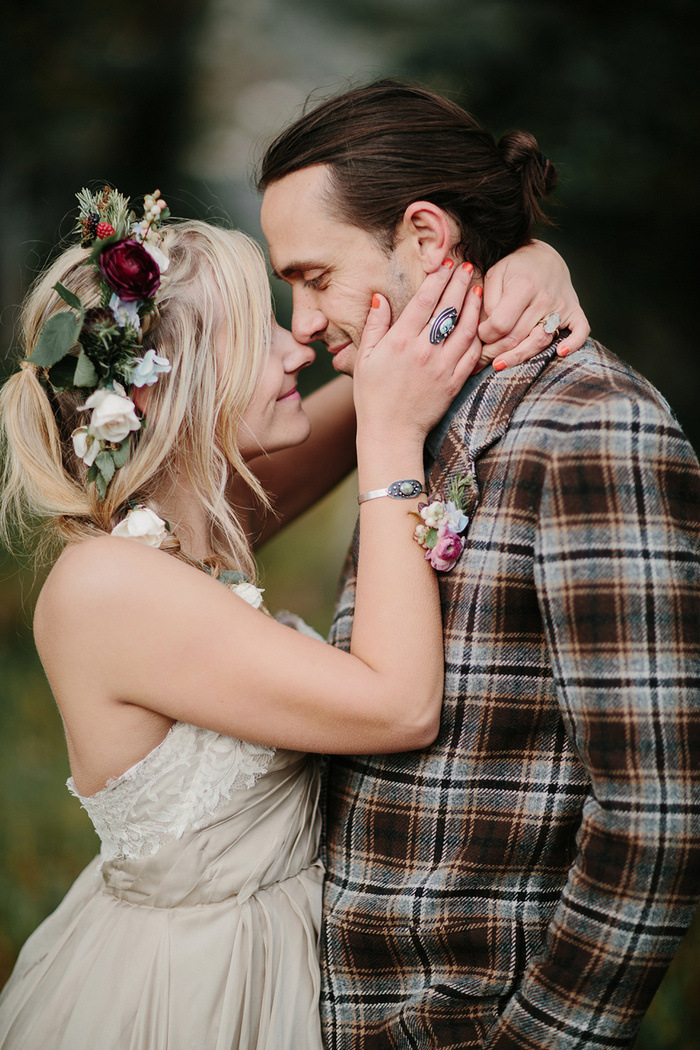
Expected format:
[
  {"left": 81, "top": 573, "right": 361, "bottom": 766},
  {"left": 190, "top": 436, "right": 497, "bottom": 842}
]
[{"left": 96, "top": 222, "right": 116, "bottom": 239}]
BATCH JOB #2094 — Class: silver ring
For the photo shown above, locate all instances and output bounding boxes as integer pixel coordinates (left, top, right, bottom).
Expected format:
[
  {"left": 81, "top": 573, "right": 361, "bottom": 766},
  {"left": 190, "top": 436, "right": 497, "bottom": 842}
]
[
  {"left": 537, "top": 311, "right": 561, "bottom": 335},
  {"left": 429, "top": 307, "right": 458, "bottom": 345}
]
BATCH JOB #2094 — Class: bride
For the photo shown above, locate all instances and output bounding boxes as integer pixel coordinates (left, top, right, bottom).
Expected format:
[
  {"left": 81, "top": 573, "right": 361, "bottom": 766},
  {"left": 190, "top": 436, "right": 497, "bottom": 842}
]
[{"left": 0, "top": 187, "right": 546, "bottom": 1049}]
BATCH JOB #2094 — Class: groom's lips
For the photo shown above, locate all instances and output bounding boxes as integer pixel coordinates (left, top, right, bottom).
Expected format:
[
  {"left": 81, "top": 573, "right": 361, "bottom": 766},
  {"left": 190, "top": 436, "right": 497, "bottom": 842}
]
[{"left": 327, "top": 340, "right": 352, "bottom": 356}]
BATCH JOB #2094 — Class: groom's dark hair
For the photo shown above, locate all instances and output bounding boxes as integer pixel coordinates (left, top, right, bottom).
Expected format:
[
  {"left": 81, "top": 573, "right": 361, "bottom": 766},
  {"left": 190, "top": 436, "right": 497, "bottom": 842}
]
[{"left": 257, "top": 79, "right": 557, "bottom": 273}]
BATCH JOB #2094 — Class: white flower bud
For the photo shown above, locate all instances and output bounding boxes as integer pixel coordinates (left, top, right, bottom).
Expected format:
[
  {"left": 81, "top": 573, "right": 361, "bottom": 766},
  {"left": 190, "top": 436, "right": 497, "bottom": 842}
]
[
  {"left": 71, "top": 426, "right": 101, "bottom": 467},
  {"left": 229, "top": 581, "right": 265, "bottom": 609}
]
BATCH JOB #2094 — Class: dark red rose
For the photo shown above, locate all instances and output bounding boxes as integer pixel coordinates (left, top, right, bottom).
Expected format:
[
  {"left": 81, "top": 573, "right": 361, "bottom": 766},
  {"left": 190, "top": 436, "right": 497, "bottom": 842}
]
[{"left": 98, "top": 239, "right": 161, "bottom": 302}]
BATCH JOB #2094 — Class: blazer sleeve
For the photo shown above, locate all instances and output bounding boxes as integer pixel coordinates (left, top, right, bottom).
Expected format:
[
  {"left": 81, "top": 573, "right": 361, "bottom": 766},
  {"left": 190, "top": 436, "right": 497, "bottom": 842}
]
[{"left": 485, "top": 392, "right": 700, "bottom": 1049}]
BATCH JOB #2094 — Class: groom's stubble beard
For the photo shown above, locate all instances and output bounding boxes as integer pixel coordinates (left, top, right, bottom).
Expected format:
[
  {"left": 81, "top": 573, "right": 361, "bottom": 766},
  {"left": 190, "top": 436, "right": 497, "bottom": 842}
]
[
  {"left": 336, "top": 256, "right": 415, "bottom": 378},
  {"left": 386, "top": 256, "right": 415, "bottom": 324}
]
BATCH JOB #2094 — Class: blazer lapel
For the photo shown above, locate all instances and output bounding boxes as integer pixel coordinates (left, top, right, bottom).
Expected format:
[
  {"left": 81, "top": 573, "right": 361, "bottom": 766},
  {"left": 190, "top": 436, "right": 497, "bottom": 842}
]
[{"left": 427, "top": 345, "right": 560, "bottom": 515}]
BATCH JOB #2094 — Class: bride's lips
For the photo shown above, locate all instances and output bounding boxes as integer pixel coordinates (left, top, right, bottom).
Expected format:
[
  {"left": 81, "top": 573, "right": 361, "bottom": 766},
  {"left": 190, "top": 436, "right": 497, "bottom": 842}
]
[{"left": 276, "top": 387, "right": 301, "bottom": 402}]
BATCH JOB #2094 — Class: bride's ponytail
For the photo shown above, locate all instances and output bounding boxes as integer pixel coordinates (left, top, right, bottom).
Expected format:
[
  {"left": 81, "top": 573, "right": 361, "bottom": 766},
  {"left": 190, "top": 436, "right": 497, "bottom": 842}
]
[{"left": 0, "top": 363, "right": 95, "bottom": 559}]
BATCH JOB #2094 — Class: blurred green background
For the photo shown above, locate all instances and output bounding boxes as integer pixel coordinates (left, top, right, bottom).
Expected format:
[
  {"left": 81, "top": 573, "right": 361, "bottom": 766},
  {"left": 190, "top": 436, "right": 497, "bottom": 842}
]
[{"left": 1, "top": 0, "right": 698, "bottom": 1044}]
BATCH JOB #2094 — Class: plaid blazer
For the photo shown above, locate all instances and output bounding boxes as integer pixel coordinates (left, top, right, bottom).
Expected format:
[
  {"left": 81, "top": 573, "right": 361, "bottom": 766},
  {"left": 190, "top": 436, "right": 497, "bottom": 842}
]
[{"left": 320, "top": 341, "right": 700, "bottom": 1050}]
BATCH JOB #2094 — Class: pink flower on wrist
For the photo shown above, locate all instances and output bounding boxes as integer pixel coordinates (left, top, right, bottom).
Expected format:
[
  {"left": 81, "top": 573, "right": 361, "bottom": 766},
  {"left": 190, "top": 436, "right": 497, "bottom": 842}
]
[{"left": 426, "top": 530, "right": 465, "bottom": 571}]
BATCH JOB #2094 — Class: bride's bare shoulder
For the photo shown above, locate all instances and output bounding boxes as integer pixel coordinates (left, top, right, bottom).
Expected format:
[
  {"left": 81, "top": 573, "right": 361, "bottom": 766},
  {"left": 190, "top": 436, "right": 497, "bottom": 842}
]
[{"left": 34, "top": 536, "right": 176, "bottom": 651}]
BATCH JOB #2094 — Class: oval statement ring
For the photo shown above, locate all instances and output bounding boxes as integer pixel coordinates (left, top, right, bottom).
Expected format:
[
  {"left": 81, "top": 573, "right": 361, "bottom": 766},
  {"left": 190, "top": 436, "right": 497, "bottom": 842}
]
[{"left": 429, "top": 306, "right": 458, "bottom": 345}]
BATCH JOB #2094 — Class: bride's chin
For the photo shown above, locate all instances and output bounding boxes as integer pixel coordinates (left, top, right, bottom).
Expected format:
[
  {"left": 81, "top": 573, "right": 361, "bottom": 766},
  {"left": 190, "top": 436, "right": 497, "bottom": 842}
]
[
  {"left": 240, "top": 420, "right": 312, "bottom": 461},
  {"left": 277, "top": 418, "right": 312, "bottom": 452}
]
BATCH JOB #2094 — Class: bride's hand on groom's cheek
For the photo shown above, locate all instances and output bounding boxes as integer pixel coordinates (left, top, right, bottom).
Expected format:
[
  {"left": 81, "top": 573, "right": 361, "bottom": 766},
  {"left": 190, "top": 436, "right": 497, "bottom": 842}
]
[
  {"left": 353, "top": 259, "right": 483, "bottom": 440},
  {"left": 477, "top": 239, "right": 590, "bottom": 371}
]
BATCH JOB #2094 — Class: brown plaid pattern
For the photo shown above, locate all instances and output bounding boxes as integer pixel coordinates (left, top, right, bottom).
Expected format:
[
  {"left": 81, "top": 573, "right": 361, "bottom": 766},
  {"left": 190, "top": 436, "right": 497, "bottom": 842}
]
[{"left": 320, "top": 341, "right": 700, "bottom": 1049}]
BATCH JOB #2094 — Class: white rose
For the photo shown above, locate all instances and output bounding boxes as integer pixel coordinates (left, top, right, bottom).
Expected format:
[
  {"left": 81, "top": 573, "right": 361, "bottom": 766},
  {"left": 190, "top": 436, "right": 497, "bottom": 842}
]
[
  {"left": 111, "top": 505, "right": 168, "bottom": 548},
  {"left": 130, "top": 348, "right": 171, "bottom": 388},
  {"left": 81, "top": 383, "right": 141, "bottom": 443},
  {"left": 230, "top": 581, "right": 265, "bottom": 610},
  {"left": 71, "top": 426, "right": 101, "bottom": 467}
]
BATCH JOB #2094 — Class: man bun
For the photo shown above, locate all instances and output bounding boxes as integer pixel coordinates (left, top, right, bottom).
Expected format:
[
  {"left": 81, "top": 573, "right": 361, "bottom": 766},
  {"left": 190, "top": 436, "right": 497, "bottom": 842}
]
[{"left": 498, "top": 130, "right": 558, "bottom": 229}]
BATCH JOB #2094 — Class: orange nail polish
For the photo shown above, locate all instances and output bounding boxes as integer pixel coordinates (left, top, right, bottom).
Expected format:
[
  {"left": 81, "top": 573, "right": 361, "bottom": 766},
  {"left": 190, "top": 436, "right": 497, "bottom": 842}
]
[
  {"left": 473, "top": 285, "right": 483, "bottom": 298},
  {"left": 462, "top": 261, "right": 474, "bottom": 273},
  {"left": 558, "top": 345, "right": 570, "bottom": 357},
  {"left": 442, "top": 258, "right": 454, "bottom": 269},
  {"left": 371, "top": 293, "right": 380, "bottom": 309},
  {"left": 494, "top": 360, "right": 507, "bottom": 372}
]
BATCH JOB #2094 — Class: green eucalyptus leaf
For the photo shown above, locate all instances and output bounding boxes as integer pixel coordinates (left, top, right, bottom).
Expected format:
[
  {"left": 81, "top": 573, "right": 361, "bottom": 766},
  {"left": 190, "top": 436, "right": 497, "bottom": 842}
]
[
  {"left": 73, "top": 350, "right": 98, "bottom": 388},
  {"left": 27, "top": 312, "right": 81, "bottom": 368},
  {"left": 95, "top": 451, "right": 115, "bottom": 485},
  {"left": 47, "top": 355, "right": 79, "bottom": 390},
  {"left": 95, "top": 472, "right": 108, "bottom": 500},
  {"left": 111, "top": 438, "right": 131, "bottom": 469},
  {"left": 86, "top": 462, "right": 100, "bottom": 484},
  {"left": 53, "top": 282, "right": 85, "bottom": 319},
  {"left": 425, "top": 528, "right": 438, "bottom": 549}
]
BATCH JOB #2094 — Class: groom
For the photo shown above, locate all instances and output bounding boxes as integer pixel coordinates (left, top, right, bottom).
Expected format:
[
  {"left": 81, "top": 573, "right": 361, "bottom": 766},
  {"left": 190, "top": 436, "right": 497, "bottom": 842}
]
[{"left": 258, "top": 81, "right": 700, "bottom": 1049}]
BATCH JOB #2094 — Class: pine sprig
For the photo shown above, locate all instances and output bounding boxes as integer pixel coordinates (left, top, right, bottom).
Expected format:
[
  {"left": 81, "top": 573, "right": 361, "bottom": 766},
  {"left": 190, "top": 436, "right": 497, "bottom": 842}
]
[
  {"left": 75, "top": 186, "right": 133, "bottom": 242},
  {"left": 446, "top": 473, "right": 473, "bottom": 508},
  {"left": 80, "top": 321, "right": 141, "bottom": 385}
]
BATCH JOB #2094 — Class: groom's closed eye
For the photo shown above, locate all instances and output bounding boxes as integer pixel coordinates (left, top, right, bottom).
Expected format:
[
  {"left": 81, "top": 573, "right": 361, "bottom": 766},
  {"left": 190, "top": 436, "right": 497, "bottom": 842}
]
[
  {"left": 303, "top": 275, "right": 329, "bottom": 291},
  {"left": 270, "top": 267, "right": 330, "bottom": 292}
]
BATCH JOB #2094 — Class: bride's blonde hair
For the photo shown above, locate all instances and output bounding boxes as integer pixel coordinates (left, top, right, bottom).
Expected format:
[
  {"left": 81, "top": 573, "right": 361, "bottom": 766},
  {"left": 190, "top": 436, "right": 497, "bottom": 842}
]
[{"left": 0, "top": 221, "right": 272, "bottom": 581}]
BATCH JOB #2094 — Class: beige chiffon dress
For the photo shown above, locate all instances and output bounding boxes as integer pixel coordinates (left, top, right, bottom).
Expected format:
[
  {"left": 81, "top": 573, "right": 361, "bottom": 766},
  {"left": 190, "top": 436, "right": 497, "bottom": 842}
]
[{"left": 0, "top": 612, "right": 325, "bottom": 1050}]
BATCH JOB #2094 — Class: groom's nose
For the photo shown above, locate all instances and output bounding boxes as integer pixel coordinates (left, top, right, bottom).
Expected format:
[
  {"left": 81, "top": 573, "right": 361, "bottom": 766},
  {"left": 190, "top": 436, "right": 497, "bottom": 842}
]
[{"left": 291, "top": 291, "right": 327, "bottom": 344}]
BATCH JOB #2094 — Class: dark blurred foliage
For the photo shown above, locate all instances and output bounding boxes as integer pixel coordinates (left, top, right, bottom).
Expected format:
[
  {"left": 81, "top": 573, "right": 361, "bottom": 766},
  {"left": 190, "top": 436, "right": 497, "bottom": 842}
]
[
  {"left": 0, "top": 0, "right": 206, "bottom": 343},
  {"left": 0, "top": 1, "right": 698, "bottom": 1044}
]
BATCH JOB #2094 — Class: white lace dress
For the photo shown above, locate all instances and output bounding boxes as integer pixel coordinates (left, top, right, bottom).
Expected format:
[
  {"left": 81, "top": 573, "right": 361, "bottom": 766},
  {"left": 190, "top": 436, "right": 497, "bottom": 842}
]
[{"left": 0, "top": 612, "right": 325, "bottom": 1050}]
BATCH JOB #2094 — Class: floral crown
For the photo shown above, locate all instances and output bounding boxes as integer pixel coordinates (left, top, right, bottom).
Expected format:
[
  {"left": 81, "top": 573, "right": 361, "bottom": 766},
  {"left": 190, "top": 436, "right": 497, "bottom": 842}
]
[{"left": 26, "top": 186, "right": 172, "bottom": 498}]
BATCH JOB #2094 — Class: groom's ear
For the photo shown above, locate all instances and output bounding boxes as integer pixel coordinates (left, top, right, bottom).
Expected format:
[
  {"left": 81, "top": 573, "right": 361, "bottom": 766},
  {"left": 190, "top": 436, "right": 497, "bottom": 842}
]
[{"left": 398, "top": 201, "right": 460, "bottom": 273}]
